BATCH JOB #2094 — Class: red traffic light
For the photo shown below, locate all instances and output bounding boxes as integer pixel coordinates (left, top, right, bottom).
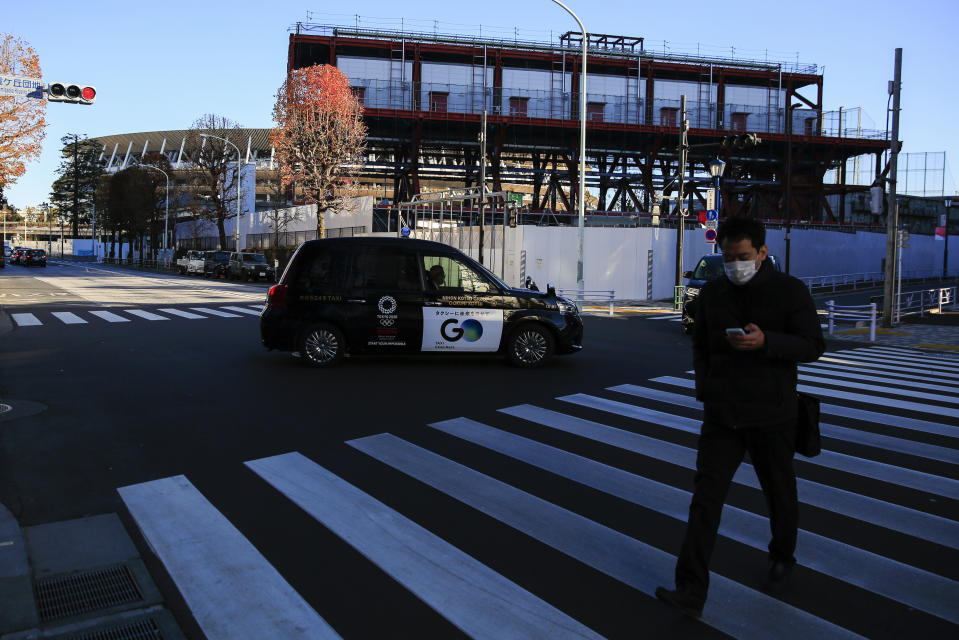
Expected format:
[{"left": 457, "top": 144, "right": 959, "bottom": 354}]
[
  {"left": 81, "top": 86, "right": 96, "bottom": 101},
  {"left": 46, "top": 82, "right": 96, "bottom": 105}
]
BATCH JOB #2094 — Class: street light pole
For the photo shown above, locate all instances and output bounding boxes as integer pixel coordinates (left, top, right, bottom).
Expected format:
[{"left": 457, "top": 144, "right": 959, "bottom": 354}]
[
  {"left": 200, "top": 133, "right": 243, "bottom": 252},
  {"left": 707, "top": 158, "right": 726, "bottom": 255},
  {"left": 784, "top": 102, "right": 801, "bottom": 275},
  {"left": 945, "top": 198, "right": 953, "bottom": 279},
  {"left": 139, "top": 164, "right": 170, "bottom": 255},
  {"left": 551, "top": 0, "right": 587, "bottom": 303}
]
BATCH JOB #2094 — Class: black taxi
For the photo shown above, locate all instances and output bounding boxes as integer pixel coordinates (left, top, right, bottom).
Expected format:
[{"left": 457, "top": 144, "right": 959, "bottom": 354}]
[{"left": 260, "top": 237, "right": 583, "bottom": 367}]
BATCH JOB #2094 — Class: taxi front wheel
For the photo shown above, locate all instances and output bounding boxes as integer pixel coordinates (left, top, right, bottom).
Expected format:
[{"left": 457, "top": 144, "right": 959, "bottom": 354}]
[
  {"left": 506, "top": 324, "right": 555, "bottom": 368},
  {"left": 299, "top": 323, "right": 345, "bottom": 367}
]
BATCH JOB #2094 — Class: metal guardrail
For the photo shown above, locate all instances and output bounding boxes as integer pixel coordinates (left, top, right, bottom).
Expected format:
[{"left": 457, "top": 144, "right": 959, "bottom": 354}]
[
  {"left": 558, "top": 288, "right": 616, "bottom": 316},
  {"left": 802, "top": 269, "right": 953, "bottom": 293},
  {"left": 891, "top": 286, "right": 957, "bottom": 323},
  {"left": 825, "top": 300, "right": 878, "bottom": 342}
]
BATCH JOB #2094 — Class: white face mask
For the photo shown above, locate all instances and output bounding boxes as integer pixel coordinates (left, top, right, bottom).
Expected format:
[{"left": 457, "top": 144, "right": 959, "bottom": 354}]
[{"left": 724, "top": 259, "right": 759, "bottom": 285}]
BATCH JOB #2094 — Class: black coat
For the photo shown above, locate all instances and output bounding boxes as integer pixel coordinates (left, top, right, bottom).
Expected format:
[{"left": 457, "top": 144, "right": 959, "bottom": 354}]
[{"left": 693, "top": 258, "right": 825, "bottom": 429}]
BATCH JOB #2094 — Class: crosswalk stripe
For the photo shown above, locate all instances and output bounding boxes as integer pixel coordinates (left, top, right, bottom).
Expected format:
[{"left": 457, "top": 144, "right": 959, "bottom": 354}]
[
  {"left": 819, "top": 356, "right": 959, "bottom": 381},
  {"left": 558, "top": 393, "right": 959, "bottom": 549},
  {"left": 247, "top": 453, "right": 603, "bottom": 640},
  {"left": 190, "top": 307, "right": 241, "bottom": 318},
  {"left": 654, "top": 375, "right": 959, "bottom": 420},
  {"left": 802, "top": 361, "right": 959, "bottom": 390},
  {"left": 247, "top": 305, "right": 263, "bottom": 311},
  {"left": 221, "top": 306, "right": 261, "bottom": 316},
  {"left": 348, "top": 433, "right": 864, "bottom": 640},
  {"left": 852, "top": 346, "right": 959, "bottom": 365},
  {"left": 89, "top": 310, "right": 131, "bottom": 323},
  {"left": 159, "top": 308, "right": 207, "bottom": 319},
  {"left": 431, "top": 416, "right": 959, "bottom": 624},
  {"left": 647, "top": 314, "right": 681, "bottom": 320},
  {"left": 831, "top": 350, "right": 959, "bottom": 373},
  {"left": 609, "top": 382, "right": 959, "bottom": 440},
  {"left": 51, "top": 311, "right": 87, "bottom": 325},
  {"left": 11, "top": 313, "right": 42, "bottom": 326},
  {"left": 117, "top": 475, "right": 340, "bottom": 640},
  {"left": 124, "top": 309, "right": 170, "bottom": 321},
  {"left": 685, "top": 367, "right": 959, "bottom": 399}
]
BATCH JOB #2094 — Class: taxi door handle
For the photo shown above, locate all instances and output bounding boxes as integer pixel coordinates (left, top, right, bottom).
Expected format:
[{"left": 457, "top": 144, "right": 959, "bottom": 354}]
[{"left": 346, "top": 298, "right": 366, "bottom": 303}]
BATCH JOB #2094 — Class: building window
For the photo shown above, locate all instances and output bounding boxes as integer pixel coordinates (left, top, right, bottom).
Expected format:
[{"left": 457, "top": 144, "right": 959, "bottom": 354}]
[
  {"left": 429, "top": 92, "right": 448, "bottom": 113},
  {"left": 730, "top": 112, "right": 749, "bottom": 131},
  {"left": 804, "top": 118, "right": 817, "bottom": 136},
  {"left": 351, "top": 87, "right": 365, "bottom": 106},
  {"left": 509, "top": 97, "right": 529, "bottom": 117},
  {"left": 587, "top": 102, "right": 605, "bottom": 122},
  {"left": 659, "top": 107, "right": 678, "bottom": 127}
]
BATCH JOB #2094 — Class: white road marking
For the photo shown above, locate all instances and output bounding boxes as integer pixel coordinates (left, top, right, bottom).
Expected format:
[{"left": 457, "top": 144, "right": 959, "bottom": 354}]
[
  {"left": 190, "top": 307, "right": 241, "bottom": 318},
  {"left": 852, "top": 346, "right": 959, "bottom": 365},
  {"left": 801, "top": 361, "right": 959, "bottom": 389},
  {"left": 118, "top": 476, "right": 340, "bottom": 640},
  {"left": 647, "top": 314, "right": 681, "bottom": 320},
  {"left": 248, "top": 453, "right": 603, "bottom": 640},
  {"left": 11, "top": 313, "right": 42, "bottom": 327},
  {"left": 831, "top": 350, "right": 959, "bottom": 373},
  {"left": 51, "top": 312, "right": 87, "bottom": 325},
  {"left": 124, "top": 309, "right": 170, "bottom": 321},
  {"left": 653, "top": 374, "right": 959, "bottom": 420},
  {"left": 349, "top": 434, "right": 864, "bottom": 640},
  {"left": 433, "top": 416, "right": 959, "bottom": 624},
  {"left": 89, "top": 311, "right": 131, "bottom": 323},
  {"left": 221, "top": 306, "right": 261, "bottom": 316},
  {"left": 818, "top": 356, "right": 958, "bottom": 381},
  {"left": 159, "top": 308, "right": 207, "bottom": 319}
]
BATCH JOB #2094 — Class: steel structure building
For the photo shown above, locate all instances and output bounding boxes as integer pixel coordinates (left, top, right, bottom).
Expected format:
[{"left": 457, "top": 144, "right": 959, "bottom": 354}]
[{"left": 289, "top": 24, "right": 891, "bottom": 224}]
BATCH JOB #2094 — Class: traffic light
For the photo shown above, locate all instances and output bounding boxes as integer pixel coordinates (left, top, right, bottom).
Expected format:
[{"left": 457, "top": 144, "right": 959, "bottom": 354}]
[
  {"left": 720, "top": 132, "right": 761, "bottom": 149},
  {"left": 47, "top": 82, "right": 96, "bottom": 105}
]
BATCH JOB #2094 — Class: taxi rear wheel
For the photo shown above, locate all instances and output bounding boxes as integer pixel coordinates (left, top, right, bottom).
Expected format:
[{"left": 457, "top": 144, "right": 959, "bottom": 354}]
[
  {"left": 506, "top": 323, "right": 555, "bottom": 368},
  {"left": 299, "top": 323, "right": 345, "bottom": 367}
]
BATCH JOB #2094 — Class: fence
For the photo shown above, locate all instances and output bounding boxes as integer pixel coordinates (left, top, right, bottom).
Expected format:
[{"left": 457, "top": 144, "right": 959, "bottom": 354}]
[
  {"left": 558, "top": 288, "right": 616, "bottom": 315},
  {"left": 802, "top": 269, "right": 953, "bottom": 294},
  {"left": 891, "top": 286, "right": 957, "bottom": 323},
  {"left": 825, "top": 300, "right": 878, "bottom": 342},
  {"left": 244, "top": 226, "right": 368, "bottom": 250}
]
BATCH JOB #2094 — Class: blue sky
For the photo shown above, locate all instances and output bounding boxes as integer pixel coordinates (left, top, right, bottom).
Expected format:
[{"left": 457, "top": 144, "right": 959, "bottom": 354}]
[{"left": 4, "top": 0, "right": 957, "bottom": 208}]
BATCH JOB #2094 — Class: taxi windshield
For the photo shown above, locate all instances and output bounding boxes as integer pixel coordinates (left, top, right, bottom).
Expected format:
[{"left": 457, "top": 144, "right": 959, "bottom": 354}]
[
  {"left": 692, "top": 256, "right": 724, "bottom": 280},
  {"left": 243, "top": 254, "right": 267, "bottom": 263}
]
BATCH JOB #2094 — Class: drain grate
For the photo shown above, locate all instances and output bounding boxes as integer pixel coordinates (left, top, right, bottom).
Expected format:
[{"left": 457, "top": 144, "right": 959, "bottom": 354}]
[
  {"left": 34, "top": 564, "right": 144, "bottom": 622},
  {"left": 69, "top": 617, "right": 163, "bottom": 640}
]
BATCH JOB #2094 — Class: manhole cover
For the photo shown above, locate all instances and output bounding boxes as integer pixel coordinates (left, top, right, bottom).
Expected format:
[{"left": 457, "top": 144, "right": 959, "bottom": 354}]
[{"left": 0, "top": 404, "right": 11, "bottom": 414}]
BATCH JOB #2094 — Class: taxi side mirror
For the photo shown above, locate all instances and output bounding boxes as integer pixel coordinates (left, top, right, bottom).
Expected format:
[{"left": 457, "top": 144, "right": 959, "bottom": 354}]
[
  {"left": 546, "top": 283, "right": 556, "bottom": 297},
  {"left": 683, "top": 270, "right": 693, "bottom": 279}
]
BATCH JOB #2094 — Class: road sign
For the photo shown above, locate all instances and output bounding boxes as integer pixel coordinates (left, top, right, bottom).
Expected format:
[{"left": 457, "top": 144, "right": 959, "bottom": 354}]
[
  {"left": 706, "top": 189, "right": 716, "bottom": 211},
  {"left": 705, "top": 228, "right": 717, "bottom": 244},
  {"left": 705, "top": 209, "right": 718, "bottom": 221},
  {"left": 0, "top": 75, "right": 43, "bottom": 98}
]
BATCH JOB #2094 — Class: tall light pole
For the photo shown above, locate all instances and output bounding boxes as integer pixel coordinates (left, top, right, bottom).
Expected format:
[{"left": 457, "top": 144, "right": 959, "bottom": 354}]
[
  {"left": 551, "top": 0, "right": 587, "bottom": 303},
  {"left": 200, "top": 133, "right": 243, "bottom": 252},
  {"left": 139, "top": 164, "right": 170, "bottom": 253},
  {"left": 707, "top": 158, "right": 726, "bottom": 255},
  {"left": 783, "top": 102, "right": 801, "bottom": 275},
  {"left": 945, "top": 197, "right": 952, "bottom": 279}
]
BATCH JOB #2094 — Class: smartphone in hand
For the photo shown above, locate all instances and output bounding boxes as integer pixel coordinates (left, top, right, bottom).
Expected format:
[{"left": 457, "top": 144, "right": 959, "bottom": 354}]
[{"left": 725, "top": 327, "right": 746, "bottom": 336}]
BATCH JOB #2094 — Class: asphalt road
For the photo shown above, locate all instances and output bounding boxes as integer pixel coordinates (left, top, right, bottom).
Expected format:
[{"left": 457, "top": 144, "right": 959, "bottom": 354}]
[{"left": 1, "top": 260, "right": 957, "bottom": 640}]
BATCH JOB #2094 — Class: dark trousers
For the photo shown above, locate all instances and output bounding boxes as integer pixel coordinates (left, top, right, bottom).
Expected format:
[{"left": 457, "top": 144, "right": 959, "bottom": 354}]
[{"left": 675, "top": 421, "right": 798, "bottom": 600}]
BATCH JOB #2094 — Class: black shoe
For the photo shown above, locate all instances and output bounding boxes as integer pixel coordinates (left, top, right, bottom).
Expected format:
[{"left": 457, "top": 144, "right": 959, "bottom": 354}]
[
  {"left": 764, "top": 560, "right": 795, "bottom": 592},
  {"left": 655, "top": 586, "right": 704, "bottom": 618}
]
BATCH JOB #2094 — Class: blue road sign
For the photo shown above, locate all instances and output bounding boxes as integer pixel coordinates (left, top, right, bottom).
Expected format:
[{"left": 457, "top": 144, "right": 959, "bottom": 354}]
[
  {"left": 706, "top": 209, "right": 718, "bottom": 221},
  {"left": 705, "top": 228, "right": 717, "bottom": 243}
]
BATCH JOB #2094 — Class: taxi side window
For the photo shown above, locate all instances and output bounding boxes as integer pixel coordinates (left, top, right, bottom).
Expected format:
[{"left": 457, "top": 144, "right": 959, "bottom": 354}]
[
  {"left": 352, "top": 247, "right": 420, "bottom": 291},
  {"left": 294, "top": 247, "right": 349, "bottom": 293},
  {"left": 420, "top": 254, "right": 494, "bottom": 294}
]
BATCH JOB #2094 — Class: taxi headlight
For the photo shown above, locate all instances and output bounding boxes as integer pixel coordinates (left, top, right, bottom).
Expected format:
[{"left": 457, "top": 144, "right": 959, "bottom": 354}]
[
  {"left": 557, "top": 297, "right": 579, "bottom": 314},
  {"left": 685, "top": 287, "right": 700, "bottom": 299}
]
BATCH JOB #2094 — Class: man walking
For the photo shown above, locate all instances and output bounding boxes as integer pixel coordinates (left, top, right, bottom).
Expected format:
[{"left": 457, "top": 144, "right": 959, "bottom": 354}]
[{"left": 656, "top": 217, "right": 825, "bottom": 617}]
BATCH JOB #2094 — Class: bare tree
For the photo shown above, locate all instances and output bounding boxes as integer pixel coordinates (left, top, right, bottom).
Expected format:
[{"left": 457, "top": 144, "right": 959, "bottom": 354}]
[
  {"left": 183, "top": 114, "right": 246, "bottom": 249},
  {"left": 261, "top": 167, "right": 301, "bottom": 251}
]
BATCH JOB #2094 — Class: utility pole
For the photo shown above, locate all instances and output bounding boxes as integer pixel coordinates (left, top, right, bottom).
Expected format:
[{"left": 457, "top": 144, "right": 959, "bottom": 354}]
[
  {"left": 478, "top": 109, "right": 487, "bottom": 267},
  {"left": 882, "top": 48, "right": 902, "bottom": 328},
  {"left": 674, "top": 95, "right": 689, "bottom": 301}
]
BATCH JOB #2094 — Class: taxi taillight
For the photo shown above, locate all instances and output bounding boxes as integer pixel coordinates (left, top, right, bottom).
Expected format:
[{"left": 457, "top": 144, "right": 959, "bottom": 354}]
[{"left": 267, "top": 284, "right": 287, "bottom": 308}]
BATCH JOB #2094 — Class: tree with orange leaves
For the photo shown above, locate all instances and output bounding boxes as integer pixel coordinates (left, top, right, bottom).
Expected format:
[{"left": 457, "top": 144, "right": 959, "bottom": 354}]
[
  {"left": 0, "top": 34, "right": 46, "bottom": 190},
  {"left": 271, "top": 64, "right": 367, "bottom": 238}
]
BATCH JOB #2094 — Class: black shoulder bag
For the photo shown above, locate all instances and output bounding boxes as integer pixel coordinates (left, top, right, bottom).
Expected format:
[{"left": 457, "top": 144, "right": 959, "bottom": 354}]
[{"left": 796, "top": 392, "right": 821, "bottom": 457}]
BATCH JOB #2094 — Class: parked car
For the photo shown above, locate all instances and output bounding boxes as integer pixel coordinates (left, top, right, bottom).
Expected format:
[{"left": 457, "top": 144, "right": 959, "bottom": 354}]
[
  {"left": 260, "top": 237, "right": 584, "bottom": 368},
  {"left": 204, "top": 251, "right": 232, "bottom": 278},
  {"left": 176, "top": 250, "right": 206, "bottom": 275},
  {"left": 22, "top": 248, "right": 47, "bottom": 267},
  {"left": 227, "top": 252, "right": 275, "bottom": 282},
  {"left": 681, "top": 253, "right": 782, "bottom": 334}
]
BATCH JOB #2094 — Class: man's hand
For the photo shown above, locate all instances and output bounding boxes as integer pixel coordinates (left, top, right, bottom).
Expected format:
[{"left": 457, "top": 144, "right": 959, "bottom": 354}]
[{"left": 728, "top": 323, "right": 765, "bottom": 350}]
